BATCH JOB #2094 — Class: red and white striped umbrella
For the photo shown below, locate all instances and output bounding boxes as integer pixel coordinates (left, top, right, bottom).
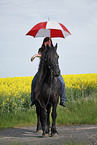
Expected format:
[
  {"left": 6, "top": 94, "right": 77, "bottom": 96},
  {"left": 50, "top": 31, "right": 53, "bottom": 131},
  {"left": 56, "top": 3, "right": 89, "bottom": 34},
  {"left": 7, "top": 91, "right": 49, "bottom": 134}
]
[{"left": 26, "top": 21, "right": 71, "bottom": 38}]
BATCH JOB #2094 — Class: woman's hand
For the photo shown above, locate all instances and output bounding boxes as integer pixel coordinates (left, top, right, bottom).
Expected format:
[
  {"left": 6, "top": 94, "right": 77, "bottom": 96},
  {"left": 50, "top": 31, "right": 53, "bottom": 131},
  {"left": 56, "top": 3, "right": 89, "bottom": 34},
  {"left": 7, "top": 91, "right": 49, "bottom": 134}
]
[
  {"left": 31, "top": 55, "right": 35, "bottom": 61},
  {"left": 31, "top": 54, "right": 42, "bottom": 62}
]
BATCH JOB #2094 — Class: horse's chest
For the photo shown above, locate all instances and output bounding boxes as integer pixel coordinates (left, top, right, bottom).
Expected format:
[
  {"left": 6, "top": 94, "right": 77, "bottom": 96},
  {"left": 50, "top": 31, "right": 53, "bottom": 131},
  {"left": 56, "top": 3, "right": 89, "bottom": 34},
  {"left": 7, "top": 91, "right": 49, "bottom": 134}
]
[{"left": 41, "top": 82, "right": 59, "bottom": 97}]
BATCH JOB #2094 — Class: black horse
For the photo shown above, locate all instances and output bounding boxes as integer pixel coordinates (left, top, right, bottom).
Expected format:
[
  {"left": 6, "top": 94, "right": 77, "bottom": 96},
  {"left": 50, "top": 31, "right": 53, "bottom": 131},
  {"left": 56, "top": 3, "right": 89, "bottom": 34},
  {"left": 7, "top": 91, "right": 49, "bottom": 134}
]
[{"left": 33, "top": 44, "right": 60, "bottom": 136}]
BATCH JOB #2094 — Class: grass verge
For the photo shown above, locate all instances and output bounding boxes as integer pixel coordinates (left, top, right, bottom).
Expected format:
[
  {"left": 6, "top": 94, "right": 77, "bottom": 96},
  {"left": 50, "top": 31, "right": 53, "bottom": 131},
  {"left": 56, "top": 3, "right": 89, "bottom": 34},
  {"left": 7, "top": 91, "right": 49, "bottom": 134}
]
[
  {"left": 57, "top": 93, "right": 97, "bottom": 125},
  {"left": 0, "top": 93, "right": 97, "bottom": 129}
]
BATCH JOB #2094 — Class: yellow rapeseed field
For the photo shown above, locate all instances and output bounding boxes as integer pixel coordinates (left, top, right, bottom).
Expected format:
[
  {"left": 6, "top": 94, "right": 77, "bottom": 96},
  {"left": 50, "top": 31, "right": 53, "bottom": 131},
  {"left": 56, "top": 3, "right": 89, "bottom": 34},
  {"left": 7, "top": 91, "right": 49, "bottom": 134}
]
[
  {"left": 0, "top": 73, "right": 97, "bottom": 113},
  {"left": 63, "top": 73, "right": 97, "bottom": 89}
]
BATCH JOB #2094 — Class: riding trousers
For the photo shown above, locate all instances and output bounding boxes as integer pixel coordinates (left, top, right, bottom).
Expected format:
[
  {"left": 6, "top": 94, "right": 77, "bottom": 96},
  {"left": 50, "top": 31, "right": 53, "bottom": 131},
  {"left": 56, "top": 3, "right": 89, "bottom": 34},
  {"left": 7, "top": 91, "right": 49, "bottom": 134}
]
[{"left": 31, "top": 74, "right": 65, "bottom": 103}]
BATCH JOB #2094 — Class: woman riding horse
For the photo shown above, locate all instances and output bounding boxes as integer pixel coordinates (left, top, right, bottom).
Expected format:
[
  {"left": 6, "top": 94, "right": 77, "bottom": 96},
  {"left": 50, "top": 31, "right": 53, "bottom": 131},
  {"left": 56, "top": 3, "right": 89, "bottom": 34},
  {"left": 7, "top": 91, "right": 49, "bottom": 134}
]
[
  {"left": 33, "top": 43, "right": 61, "bottom": 135},
  {"left": 30, "top": 37, "right": 66, "bottom": 107}
]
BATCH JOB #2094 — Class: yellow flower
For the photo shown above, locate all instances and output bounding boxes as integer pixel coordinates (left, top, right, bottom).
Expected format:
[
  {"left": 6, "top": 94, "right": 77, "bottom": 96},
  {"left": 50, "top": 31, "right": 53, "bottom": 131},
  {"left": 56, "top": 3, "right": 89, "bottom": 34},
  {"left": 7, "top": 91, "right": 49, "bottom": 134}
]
[
  {"left": 15, "top": 103, "right": 17, "bottom": 106},
  {"left": 22, "top": 99, "right": 24, "bottom": 102},
  {"left": 7, "top": 98, "right": 9, "bottom": 101}
]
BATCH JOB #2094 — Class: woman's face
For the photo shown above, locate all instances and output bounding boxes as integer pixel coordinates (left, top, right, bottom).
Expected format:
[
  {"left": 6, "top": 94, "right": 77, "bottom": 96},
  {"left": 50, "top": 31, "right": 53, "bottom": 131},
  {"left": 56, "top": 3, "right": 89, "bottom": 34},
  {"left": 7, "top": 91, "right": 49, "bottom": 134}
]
[{"left": 44, "top": 40, "right": 51, "bottom": 47}]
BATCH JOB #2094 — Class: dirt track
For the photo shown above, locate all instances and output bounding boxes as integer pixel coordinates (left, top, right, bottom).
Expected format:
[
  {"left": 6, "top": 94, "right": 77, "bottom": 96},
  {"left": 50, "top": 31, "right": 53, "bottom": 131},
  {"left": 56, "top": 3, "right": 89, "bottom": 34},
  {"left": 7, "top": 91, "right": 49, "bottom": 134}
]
[{"left": 0, "top": 125, "right": 97, "bottom": 145}]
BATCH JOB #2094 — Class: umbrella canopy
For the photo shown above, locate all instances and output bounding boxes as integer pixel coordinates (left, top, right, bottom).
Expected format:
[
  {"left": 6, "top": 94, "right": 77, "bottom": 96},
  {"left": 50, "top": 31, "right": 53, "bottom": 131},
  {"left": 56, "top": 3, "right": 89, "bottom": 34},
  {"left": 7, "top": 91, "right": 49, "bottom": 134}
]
[{"left": 26, "top": 21, "right": 71, "bottom": 38}]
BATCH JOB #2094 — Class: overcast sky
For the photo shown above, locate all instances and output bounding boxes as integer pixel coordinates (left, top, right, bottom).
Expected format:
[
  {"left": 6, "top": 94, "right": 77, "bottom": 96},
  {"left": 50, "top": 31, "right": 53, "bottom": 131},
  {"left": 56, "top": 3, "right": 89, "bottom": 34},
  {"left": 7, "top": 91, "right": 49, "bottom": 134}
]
[{"left": 0, "top": 0, "right": 97, "bottom": 78}]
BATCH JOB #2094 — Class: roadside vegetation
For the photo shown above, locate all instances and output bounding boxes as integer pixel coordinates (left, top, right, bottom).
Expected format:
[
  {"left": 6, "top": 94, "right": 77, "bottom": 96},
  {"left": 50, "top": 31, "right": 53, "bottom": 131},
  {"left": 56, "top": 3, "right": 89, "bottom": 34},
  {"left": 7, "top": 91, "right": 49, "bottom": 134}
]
[{"left": 0, "top": 73, "right": 97, "bottom": 129}]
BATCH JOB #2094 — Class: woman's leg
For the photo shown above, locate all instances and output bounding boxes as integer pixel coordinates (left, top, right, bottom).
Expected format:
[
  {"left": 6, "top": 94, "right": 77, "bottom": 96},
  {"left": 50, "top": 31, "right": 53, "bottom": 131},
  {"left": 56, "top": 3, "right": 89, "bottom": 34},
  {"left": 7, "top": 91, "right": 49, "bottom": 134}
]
[
  {"left": 58, "top": 74, "right": 66, "bottom": 107},
  {"left": 30, "top": 73, "right": 37, "bottom": 106}
]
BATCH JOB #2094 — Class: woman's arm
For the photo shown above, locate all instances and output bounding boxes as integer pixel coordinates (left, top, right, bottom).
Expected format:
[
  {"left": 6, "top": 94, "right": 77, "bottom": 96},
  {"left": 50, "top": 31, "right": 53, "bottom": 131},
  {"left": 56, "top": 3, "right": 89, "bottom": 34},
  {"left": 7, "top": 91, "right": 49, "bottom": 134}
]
[{"left": 31, "top": 53, "right": 42, "bottom": 61}]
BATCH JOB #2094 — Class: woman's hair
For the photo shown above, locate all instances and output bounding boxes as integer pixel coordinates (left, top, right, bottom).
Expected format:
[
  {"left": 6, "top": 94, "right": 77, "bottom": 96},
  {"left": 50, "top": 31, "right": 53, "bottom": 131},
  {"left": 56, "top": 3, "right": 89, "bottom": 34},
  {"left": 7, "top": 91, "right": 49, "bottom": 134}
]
[{"left": 41, "top": 37, "right": 54, "bottom": 48}]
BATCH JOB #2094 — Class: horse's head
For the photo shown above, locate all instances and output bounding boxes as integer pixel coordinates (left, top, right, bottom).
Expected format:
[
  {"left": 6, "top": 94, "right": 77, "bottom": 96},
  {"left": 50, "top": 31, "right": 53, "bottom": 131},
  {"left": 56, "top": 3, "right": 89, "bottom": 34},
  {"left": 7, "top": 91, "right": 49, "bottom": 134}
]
[{"left": 46, "top": 44, "right": 60, "bottom": 77}]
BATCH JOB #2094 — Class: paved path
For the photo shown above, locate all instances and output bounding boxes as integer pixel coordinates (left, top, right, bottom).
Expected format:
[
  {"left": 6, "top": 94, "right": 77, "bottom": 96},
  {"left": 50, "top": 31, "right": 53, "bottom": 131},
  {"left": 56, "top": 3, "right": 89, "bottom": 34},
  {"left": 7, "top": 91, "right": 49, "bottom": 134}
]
[{"left": 0, "top": 125, "right": 97, "bottom": 145}]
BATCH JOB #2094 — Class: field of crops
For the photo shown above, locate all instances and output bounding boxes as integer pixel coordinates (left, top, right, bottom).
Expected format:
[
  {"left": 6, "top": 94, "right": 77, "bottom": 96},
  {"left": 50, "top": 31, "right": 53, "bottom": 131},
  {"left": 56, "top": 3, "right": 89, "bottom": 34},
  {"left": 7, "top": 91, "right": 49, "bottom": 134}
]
[{"left": 0, "top": 73, "right": 97, "bottom": 113}]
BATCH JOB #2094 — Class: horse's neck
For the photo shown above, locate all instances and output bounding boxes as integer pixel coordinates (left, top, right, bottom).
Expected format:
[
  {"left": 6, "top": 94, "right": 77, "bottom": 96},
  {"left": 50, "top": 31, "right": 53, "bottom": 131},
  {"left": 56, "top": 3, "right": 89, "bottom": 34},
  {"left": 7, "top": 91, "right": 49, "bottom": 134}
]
[{"left": 44, "top": 70, "right": 57, "bottom": 86}]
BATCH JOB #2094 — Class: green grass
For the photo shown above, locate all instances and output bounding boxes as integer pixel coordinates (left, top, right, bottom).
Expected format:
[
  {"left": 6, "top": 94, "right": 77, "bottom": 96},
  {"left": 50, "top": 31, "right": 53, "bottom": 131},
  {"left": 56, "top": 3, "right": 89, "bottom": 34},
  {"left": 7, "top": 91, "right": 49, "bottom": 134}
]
[
  {"left": 57, "top": 93, "right": 97, "bottom": 125},
  {"left": 0, "top": 108, "right": 36, "bottom": 129},
  {"left": 0, "top": 93, "right": 97, "bottom": 129}
]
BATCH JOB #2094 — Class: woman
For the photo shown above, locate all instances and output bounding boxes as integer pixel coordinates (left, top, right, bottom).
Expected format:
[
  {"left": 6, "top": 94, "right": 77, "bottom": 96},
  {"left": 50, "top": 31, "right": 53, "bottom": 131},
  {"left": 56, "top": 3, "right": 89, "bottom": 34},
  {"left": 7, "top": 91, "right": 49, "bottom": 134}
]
[{"left": 30, "top": 37, "right": 66, "bottom": 107}]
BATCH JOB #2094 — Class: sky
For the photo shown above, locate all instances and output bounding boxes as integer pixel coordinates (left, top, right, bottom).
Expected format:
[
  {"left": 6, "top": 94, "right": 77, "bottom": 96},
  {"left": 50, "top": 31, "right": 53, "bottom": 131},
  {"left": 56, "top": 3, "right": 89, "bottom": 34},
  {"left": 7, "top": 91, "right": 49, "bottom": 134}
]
[{"left": 0, "top": 0, "right": 97, "bottom": 78}]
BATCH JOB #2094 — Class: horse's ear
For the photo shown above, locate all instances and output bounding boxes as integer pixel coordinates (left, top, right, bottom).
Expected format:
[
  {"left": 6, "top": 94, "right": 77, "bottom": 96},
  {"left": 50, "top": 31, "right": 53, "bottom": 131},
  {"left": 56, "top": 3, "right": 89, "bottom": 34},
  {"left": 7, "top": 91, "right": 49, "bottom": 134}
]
[{"left": 55, "top": 43, "right": 58, "bottom": 51}]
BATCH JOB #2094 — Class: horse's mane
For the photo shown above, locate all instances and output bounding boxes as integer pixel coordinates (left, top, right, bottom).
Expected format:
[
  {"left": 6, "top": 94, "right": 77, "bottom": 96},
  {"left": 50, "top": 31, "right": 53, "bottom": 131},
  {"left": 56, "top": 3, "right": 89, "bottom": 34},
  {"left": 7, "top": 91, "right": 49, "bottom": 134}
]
[
  {"left": 34, "top": 47, "right": 48, "bottom": 98},
  {"left": 34, "top": 44, "right": 57, "bottom": 99}
]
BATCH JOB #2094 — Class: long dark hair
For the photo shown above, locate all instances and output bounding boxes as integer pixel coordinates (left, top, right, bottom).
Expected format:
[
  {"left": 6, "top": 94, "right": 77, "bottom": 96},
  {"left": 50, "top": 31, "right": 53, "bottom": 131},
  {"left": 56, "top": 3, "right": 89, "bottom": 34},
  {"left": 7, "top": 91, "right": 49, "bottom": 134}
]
[{"left": 41, "top": 37, "right": 54, "bottom": 49}]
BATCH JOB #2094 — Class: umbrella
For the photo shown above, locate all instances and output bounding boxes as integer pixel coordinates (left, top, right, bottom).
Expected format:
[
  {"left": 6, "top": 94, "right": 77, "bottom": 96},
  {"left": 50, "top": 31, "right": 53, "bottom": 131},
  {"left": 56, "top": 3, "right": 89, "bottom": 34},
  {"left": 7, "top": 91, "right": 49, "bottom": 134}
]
[{"left": 26, "top": 21, "right": 71, "bottom": 38}]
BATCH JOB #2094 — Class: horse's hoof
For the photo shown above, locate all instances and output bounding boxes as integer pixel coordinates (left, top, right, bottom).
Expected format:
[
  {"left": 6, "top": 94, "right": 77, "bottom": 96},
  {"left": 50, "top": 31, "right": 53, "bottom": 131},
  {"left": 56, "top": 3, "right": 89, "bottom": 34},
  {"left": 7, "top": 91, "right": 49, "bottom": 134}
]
[
  {"left": 36, "top": 130, "right": 42, "bottom": 134},
  {"left": 51, "top": 132, "right": 58, "bottom": 137},
  {"left": 42, "top": 134, "right": 49, "bottom": 138}
]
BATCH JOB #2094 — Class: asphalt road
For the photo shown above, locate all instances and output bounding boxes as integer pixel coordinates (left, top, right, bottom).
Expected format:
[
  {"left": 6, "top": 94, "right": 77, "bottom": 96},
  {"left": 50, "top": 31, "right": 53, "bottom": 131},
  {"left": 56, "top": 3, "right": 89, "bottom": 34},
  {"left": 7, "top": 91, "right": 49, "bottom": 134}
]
[{"left": 0, "top": 125, "right": 97, "bottom": 145}]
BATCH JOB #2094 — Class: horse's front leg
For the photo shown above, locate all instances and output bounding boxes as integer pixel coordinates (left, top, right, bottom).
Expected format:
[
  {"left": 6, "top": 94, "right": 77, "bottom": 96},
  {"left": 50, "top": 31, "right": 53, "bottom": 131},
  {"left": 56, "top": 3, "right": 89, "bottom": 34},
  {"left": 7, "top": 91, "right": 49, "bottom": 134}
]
[
  {"left": 51, "top": 103, "right": 58, "bottom": 135},
  {"left": 36, "top": 115, "right": 42, "bottom": 132},
  {"left": 36, "top": 104, "right": 42, "bottom": 132},
  {"left": 40, "top": 108, "right": 48, "bottom": 136},
  {"left": 47, "top": 104, "right": 51, "bottom": 129}
]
